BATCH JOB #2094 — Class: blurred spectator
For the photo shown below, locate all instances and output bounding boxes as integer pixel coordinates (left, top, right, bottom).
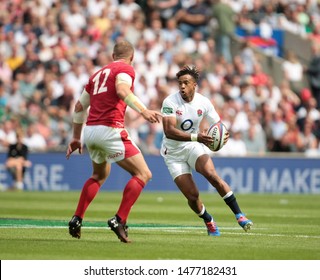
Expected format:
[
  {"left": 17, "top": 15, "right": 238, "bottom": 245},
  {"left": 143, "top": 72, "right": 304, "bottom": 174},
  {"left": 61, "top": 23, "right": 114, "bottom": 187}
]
[
  {"left": 260, "top": 102, "right": 275, "bottom": 151},
  {"left": 297, "top": 94, "right": 320, "bottom": 125},
  {"left": 247, "top": 0, "right": 265, "bottom": 25},
  {"left": 49, "top": 117, "right": 72, "bottom": 150},
  {"left": 17, "top": 71, "right": 37, "bottom": 101},
  {"left": 278, "top": 5, "right": 306, "bottom": 37},
  {"left": 279, "top": 80, "right": 301, "bottom": 111},
  {"left": 118, "top": 0, "right": 142, "bottom": 22},
  {"left": 238, "top": 41, "right": 257, "bottom": 75},
  {"left": 180, "top": 30, "right": 210, "bottom": 58},
  {"left": 282, "top": 50, "right": 304, "bottom": 94},
  {"left": 228, "top": 74, "right": 242, "bottom": 100},
  {"left": 147, "top": 0, "right": 182, "bottom": 26},
  {"left": 122, "top": 12, "right": 145, "bottom": 45},
  {"left": 242, "top": 112, "right": 266, "bottom": 155},
  {"left": 280, "top": 116, "right": 304, "bottom": 152},
  {"left": 34, "top": 111, "right": 52, "bottom": 144},
  {"left": 263, "top": 2, "right": 279, "bottom": 28},
  {"left": 0, "top": 53, "right": 13, "bottom": 86},
  {"left": 0, "top": 119, "right": 17, "bottom": 151},
  {"left": 5, "top": 129, "right": 31, "bottom": 191},
  {"left": 206, "top": 62, "right": 227, "bottom": 93},
  {"left": 232, "top": 55, "right": 252, "bottom": 84},
  {"left": 211, "top": 0, "right": 236, "bottom": 63},
  {"left": 161, "top": 18, "right": 184, "bottom": 44},
  {"left": 270, "top": 108, "right": 288, "bottom": 152},
  {"left": 230, "top": 99, "right": 250, "bottom": 132},
  {"left": 60, "top": 1, "right": 86, "bottom": 36},
  {"left": 252, "top": 84, "right": 269, "bottom": 109},
  {"left": 56, "top": 84, "right": 75, "bottom": 113},
  {"left": 64, "top": 61, "right": 89, "bottom": 101},
  {"left": 300, "top": 117, "right": 318, "bottom": 154},
  {"left": 237, "top": 4, "right": 256, "bottom": 35},
  {"left": 250, "top": 62, "right": 269, "bottom": 87},
  {"left": 306, "top": 43, "right": 320, "bottom": 109},
  {"left": 6, "top": 80, "right": 26, "bottom": 115},
  {"left": 5, "top": 45, "right": 25, "bottom": 73},
  {"left": 218, "top": 130, "right": 247, "bottom": 156},
  {"left": 307, "top": 0, "right": 320, "bottom": 25},
  {"left": 23, "top": 123, "right": 47, "bottom": 152},
  {"left": 309, "top": 21, "right": 320, "bottom": 44},
  {"left": 265, "top": 77, "right": 281, "bottom": 113},
  {"left": 174, "top": 0, "right": 211, "bottom": 39},
  {"left": 296, "top": 3, "right": 310, "bottom": 33},
  {"left": 39, "top": 22, "right": 60, "bottom": 49},
  {"left": 0, "top": 80, "right": 8, "bottom": 120},
  {"left": 37, "top": 40, "right": 54, "bottom": 64},
  {"left": 87, "top": 0, "right": 108, "bottom": 18}
]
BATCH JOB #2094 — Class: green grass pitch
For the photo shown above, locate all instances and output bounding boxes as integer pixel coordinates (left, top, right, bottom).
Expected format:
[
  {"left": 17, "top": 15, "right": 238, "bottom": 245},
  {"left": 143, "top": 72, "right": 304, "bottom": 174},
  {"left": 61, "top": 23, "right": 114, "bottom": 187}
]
[{"left": 0, "top": 191, "right": 319, "bottom": 260}]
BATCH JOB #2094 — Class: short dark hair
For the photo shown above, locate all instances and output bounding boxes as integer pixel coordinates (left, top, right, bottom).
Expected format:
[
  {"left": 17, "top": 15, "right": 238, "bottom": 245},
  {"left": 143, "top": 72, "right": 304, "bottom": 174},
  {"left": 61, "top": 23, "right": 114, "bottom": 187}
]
[
  {"left": 113, "top": 40, "right": 134, "bottom": 60},
  {"left": 176, "top": 65, "right": 200, "bottom": 82}
]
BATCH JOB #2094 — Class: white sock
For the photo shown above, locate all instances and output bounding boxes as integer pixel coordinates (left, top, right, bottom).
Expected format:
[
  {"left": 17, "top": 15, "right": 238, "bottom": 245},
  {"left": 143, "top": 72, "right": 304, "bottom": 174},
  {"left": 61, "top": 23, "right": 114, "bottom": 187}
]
[
  {"left": 223, "top": 191, "right": 233, "bottom": 200},
  {"left": 16, "top": 182, "right": 24, "bottom": 190},
  {"left": 197, "top": 204, "right": 205, "bottom": 216}
]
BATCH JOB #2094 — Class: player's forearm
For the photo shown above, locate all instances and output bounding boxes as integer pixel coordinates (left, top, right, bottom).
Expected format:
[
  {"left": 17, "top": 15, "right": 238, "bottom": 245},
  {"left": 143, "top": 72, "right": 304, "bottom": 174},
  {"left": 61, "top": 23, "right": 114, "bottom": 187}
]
[
  {"left": 164, "top": 128, "right": 197, "bottom": 142},
  {"left": 72, "top": 123, "right": 83, "bottom": 140},
  {"left": 117, "top": 84, "right": 147, "bottom": 113}
]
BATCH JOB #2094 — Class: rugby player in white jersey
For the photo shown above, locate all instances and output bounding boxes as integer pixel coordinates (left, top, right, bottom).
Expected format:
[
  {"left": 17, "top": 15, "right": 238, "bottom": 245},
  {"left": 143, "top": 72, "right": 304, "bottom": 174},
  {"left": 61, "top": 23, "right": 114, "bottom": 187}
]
[{"left": 160, "top": 65, "right": 253, "bottom": 236}]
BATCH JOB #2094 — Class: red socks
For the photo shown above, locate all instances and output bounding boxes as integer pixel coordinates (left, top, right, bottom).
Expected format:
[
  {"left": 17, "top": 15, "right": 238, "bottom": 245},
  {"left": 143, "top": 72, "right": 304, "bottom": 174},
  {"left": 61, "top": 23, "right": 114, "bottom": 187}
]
[
  {"left": 116, "top": 176, "right": 145, "bottom": 223},
  {"left": 74, "top": 176, "right": 145, "bottom": 223},
  {"left": 75, "top": 178, "right": 101, "bottom": 219}
]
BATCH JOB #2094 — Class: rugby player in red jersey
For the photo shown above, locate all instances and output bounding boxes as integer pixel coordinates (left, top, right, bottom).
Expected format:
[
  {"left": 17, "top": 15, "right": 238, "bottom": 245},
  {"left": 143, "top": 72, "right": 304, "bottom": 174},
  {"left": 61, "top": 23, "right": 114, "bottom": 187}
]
[{"left": 66, "top": 40, "right": 162, "bottom": 243}]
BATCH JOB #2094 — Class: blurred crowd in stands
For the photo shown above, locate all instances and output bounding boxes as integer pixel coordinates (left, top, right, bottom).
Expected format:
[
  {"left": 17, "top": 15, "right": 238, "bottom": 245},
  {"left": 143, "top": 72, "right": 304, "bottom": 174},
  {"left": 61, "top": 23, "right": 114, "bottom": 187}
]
[{"left": 0, "top": 0, "right": 320, "bottom": 156}]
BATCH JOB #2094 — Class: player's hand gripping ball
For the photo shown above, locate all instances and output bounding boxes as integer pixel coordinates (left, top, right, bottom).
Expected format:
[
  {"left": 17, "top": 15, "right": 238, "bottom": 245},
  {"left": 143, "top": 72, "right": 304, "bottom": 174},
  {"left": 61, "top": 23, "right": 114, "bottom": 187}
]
[{"left": 206, "top": 122, "right": 229, "bottom": 152}]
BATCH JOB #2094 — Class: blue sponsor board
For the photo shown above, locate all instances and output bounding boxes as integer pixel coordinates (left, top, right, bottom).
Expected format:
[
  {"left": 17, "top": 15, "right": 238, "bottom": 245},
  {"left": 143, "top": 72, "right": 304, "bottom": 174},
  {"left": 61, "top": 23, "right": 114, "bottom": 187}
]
[{"left": 0, "top": 153, "right": 319, "bottom": 193}]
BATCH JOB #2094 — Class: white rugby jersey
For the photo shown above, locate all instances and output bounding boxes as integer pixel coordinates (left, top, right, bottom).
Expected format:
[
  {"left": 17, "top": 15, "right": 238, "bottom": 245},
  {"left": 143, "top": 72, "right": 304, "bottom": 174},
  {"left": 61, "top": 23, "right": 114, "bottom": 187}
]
[{"left": 161, "top": 91, "right": 220, "bottom": 151}]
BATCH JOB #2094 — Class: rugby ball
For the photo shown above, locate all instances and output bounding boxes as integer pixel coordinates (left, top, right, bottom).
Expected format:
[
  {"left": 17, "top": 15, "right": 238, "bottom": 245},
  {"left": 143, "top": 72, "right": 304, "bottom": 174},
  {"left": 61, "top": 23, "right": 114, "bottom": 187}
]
[{"left": 207, "top": 122, "right": 228, "bottom": 152}]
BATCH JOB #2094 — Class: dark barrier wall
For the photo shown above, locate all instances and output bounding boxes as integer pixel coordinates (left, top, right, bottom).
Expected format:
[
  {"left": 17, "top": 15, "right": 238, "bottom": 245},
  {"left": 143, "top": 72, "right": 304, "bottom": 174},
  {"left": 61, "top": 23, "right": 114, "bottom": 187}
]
[{"left": 0, "top": 153, "right": 319, "bottom": 193}]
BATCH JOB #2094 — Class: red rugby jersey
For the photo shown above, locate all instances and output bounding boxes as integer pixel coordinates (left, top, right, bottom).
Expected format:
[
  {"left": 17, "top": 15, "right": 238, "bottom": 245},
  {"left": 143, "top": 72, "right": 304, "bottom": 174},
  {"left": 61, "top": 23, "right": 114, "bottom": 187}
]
[{"left": 85, "top": 61, "right": 135, "bottom": 128}]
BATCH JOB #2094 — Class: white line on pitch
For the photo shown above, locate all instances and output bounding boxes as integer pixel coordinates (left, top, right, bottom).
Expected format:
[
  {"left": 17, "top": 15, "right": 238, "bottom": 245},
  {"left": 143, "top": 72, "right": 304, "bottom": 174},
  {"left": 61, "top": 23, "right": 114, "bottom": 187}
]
[{"left": 1, "top": 225, "right": 319, "bottom": 239}]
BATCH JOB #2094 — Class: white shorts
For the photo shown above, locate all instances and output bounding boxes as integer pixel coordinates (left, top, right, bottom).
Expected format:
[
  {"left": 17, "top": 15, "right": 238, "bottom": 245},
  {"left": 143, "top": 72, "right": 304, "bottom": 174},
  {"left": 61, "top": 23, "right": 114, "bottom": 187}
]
[
  {"left": 84, "top": 125, "right": 140, "bottom": 164},
  {"left": 161, "top": 142, "right": 209, "bottom": 180}
]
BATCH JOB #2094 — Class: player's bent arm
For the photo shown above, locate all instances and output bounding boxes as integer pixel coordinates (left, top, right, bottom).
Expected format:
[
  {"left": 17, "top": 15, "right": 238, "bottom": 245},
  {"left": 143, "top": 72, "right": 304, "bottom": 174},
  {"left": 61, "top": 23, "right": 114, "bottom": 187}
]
[
  {"left": 116, "top": 73, "right": 162, "bottom": 123},
  {"left": 163, "top": 116, "right": 214, "bottom": 145},
  {"left": 115, "top": 72, "right": 147, "bottom": 113},
  {"left": 116, "top": 83, "right": 147, "bottom": 113},
  {"left": 73, "top": 90, "right": 90, "bottom": 123},
  {"left": 72, "top": 89, "right": 90, "bottom": 140}
]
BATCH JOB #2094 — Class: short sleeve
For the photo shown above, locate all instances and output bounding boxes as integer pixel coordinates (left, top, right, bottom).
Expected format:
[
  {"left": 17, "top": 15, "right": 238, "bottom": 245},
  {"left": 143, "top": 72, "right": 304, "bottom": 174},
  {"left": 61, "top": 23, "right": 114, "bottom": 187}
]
[
  {"left": 205, "top": 99, "right": 220, "bottom": 124},
  {"left": 161, "top": 98, "right": 176, "bottom": 118}
]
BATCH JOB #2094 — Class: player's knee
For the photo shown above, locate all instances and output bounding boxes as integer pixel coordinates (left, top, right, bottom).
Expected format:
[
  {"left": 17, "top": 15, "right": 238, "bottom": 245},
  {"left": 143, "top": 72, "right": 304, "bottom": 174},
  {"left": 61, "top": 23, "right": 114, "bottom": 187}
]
[
  {"left": 187, "top": 190, "right": 199, "bottom": 202},
  {"left": 144, "top": 169, "right": 152, "bottom": 182},
  {"left": 92, "top": 173, "right": 107, "bottom": 185},
  {"left": 136, "top": 168, "right": 152, "bottom": 184}
]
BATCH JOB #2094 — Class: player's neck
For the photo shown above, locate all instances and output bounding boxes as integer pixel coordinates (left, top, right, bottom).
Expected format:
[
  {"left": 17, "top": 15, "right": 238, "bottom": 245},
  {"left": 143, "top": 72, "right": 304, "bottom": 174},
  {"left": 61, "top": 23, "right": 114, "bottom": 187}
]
[{"left": 114, "top": 59, "right": 129, "bottom": 64}]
